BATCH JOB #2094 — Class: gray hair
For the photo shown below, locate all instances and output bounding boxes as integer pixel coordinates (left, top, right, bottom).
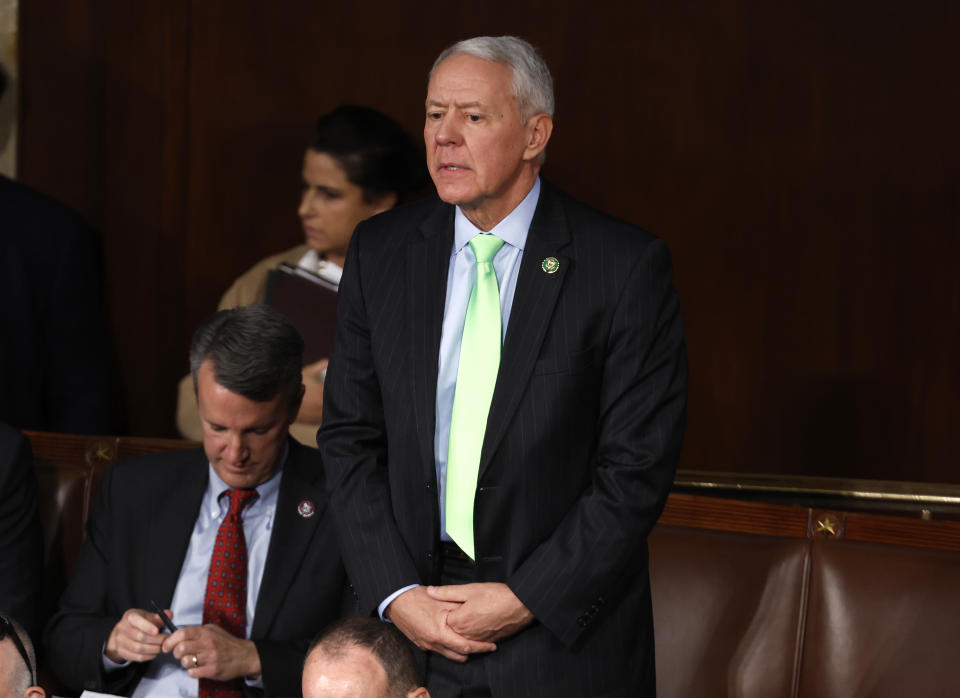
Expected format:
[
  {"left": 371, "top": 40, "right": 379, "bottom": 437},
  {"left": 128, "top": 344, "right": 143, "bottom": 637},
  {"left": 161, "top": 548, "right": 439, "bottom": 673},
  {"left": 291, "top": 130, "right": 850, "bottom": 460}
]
[
  {"left": 189, "top": 304, "right": 304, "bottom": 411},
  {"left": 430, "top": 36, "right": 555, "bottom": 122}
]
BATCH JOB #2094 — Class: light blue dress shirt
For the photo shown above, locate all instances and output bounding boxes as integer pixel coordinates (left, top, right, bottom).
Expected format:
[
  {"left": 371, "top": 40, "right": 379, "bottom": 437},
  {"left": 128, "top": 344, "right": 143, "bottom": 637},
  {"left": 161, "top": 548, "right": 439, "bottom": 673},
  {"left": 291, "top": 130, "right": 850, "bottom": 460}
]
[
  {"left": 105, "top": 450, "right": 284, "bottom": 698},
  {"left": 379, "top": 178, "right": 541, "bottom": 618}
]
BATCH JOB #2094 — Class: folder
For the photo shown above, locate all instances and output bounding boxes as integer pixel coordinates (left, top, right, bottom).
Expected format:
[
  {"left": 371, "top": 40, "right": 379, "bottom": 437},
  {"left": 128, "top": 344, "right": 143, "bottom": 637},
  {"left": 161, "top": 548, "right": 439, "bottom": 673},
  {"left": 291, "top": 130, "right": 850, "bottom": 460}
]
[{"left": 264, "top": 263, "right": 338, "bottom": 366}]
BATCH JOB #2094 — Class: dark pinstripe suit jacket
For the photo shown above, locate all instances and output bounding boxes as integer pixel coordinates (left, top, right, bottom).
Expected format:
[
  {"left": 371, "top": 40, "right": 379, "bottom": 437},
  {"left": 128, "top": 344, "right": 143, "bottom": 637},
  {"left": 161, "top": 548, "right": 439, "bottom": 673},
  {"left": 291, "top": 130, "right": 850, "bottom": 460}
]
[{"left": 319, "top": 180, "right": 687, "bottom": 697}]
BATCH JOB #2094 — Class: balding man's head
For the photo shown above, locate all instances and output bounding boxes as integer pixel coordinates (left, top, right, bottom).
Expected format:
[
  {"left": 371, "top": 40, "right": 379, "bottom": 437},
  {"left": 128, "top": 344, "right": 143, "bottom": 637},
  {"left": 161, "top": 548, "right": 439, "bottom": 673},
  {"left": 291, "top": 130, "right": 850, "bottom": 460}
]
[
  {"left": 302, "top": 618, "right": 428, "bottom": 698},
  {"left": 0, "top": 615, "right": 44, "bottom": 698}
]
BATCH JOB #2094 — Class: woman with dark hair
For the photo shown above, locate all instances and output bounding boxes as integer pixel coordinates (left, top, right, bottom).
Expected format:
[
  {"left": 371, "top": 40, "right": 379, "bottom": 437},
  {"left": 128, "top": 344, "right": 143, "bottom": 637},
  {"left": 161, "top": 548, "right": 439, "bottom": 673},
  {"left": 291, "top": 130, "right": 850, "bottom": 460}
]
[{"left": 176, "top": 105, "right": 427, "bottom": 444}]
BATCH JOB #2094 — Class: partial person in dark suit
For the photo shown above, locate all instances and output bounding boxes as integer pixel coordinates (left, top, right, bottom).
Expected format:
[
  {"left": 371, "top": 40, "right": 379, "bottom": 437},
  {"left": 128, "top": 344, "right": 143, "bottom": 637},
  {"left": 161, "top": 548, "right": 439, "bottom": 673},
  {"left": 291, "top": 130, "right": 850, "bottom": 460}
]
[
  {"left": 0, "top": 424, "right": 44, "bottom": 645},
  {"left": 45, "top": 305, "right": 347, "bottom": 697},
  {"left": 0, "top": 66, "right": 121, "bottom": 434},
  {"left": 318, "top": 36, "right": 687, "bottom": 697},
  {"left": 0, "top": 173, "right": 122, "bottom": 434}
]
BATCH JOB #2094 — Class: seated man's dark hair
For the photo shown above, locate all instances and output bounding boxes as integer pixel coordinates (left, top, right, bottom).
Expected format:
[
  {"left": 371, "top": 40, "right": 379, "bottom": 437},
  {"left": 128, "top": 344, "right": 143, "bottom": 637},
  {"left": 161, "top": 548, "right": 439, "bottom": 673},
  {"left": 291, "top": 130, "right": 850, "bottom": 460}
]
[
  {"left": 308, "top": 617, "right": 421, "bottom": 697},
  {"left": 311, "top": 105, "right": 428, "bottom": 204},
  {"left": 189, "top": 304, "right": 304, "bottom": 410}
]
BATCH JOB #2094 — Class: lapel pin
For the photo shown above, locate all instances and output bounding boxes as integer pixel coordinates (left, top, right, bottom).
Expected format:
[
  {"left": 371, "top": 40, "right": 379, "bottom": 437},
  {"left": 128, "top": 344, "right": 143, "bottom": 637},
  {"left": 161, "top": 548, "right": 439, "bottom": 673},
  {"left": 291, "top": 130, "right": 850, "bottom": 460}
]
[
  {"left": 297, "top": 500, "right": 316, "bottom": 518},
  {"left": 541, "top": 257, "right": 560, "bottom": 274}
]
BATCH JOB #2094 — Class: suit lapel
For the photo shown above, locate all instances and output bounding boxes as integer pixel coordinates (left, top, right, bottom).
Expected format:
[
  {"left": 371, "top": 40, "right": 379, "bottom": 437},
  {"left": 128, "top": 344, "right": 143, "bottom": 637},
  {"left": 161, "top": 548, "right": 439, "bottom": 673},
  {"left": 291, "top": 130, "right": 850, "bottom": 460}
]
[
  {"left": 407, "top": 203, "right": 454, "bottom": 484},
  {"left": 480, "top": 182, "right": 571, "bottom": 477},
  {"left": 252, "top": 441, "right": 324, "bottom": 638},
  {"left": 142, "top": 452, "right": 208, "bottom": 606}
]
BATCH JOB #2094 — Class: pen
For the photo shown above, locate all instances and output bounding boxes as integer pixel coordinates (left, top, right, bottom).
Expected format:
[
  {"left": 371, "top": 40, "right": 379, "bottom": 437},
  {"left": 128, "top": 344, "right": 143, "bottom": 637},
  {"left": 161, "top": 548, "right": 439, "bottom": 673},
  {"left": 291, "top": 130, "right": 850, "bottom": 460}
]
[{"left": 150, "top": 599, "right": 178, "bottom": 633}]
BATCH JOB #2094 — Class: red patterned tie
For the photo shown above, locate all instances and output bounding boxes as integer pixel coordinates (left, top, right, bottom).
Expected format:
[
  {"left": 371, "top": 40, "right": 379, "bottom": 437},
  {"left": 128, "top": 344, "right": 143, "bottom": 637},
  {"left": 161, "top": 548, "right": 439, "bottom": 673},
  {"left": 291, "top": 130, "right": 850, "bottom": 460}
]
[{"left": 200, "top": 488, "right": 258, "bottom": 698}]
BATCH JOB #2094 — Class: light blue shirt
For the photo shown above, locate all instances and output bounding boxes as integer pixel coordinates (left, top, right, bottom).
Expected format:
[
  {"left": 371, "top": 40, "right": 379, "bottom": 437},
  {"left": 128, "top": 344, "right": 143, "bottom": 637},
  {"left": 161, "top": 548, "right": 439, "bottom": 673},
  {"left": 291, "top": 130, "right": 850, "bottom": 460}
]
[
  {"left": 434, "top": 178, "right": 539, "bottom": 540},
  {"left": 379, "top": 178, "right": 540, "bottom": 618},
  {"left": 105, "top": 451, "right": 284, "bottom": 698}
]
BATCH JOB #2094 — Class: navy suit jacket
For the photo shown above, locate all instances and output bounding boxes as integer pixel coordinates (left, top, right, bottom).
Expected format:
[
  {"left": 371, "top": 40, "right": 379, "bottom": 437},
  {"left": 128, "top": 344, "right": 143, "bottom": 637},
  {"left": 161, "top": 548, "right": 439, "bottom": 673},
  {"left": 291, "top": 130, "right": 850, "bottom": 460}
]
[
  {"left": 319, "top": 180, "right": 687, "bottom": 697},
  {"left": 44, "top": 439, "right": 347, "bottom": 697},
  {"left": 0, "top": 175, "right": 121, "bottom": 434},
  {"left": 0, "top": 423, "right": 44, "bottom": 643}
]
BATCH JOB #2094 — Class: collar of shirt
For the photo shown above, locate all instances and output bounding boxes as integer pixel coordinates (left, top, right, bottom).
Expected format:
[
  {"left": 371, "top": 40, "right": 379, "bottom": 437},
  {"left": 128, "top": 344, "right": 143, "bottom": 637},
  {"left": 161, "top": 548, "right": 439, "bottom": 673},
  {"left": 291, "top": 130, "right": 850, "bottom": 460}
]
[
  {"left": 431, "top": 177, "right": 541, "bottom": 546},
  {"left": 125, "top": 443, "right": 288, "bottom": 697},
  {"left": 453, "top": 176, "right": 540, "bottom": 254},
  {"left": 297, "top": 249, "right": 343, "bottom": 287},
  {"left": 203, "top": 441, "right": 287, "bottom": 521}
]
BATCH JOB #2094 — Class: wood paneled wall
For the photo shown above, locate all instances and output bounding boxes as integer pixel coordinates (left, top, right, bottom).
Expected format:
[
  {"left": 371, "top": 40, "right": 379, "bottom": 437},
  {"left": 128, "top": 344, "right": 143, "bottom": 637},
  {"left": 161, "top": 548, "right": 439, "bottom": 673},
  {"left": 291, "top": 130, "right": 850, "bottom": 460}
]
[{"left": 16, "top": 2, "right": 960, "bottom": 482}]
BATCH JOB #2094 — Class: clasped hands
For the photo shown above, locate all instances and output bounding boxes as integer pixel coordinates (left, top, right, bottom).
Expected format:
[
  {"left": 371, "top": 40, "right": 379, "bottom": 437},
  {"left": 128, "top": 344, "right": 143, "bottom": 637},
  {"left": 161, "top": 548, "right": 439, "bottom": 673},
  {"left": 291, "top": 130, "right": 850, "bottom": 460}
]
[
  {"left": 105, "top": 608, "right": 261, "bottom": 681},
  {"left": 387, "top": 582, "right": 534, "bottom": 662}
]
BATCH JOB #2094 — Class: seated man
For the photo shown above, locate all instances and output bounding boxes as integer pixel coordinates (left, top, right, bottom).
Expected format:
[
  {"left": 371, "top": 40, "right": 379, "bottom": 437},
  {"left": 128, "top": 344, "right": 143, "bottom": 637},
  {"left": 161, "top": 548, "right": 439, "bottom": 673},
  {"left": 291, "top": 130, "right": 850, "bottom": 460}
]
[
  {"left": 302, "top": 618, "right": 428, "bottom": 698},
  {"left": 45, "top": 304, "right": 347, "bottom": 697},
  {"left": 0, "top": 614, "right": 44, "bottom": 698}
]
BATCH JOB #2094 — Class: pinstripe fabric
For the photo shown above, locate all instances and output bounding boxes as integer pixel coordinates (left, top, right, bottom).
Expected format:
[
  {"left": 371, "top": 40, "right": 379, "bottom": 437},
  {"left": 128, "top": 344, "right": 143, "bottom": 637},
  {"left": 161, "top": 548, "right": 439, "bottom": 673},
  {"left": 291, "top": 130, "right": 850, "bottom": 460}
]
[{"left": 319, "top": 181, "right": 687, "bottom": 697}]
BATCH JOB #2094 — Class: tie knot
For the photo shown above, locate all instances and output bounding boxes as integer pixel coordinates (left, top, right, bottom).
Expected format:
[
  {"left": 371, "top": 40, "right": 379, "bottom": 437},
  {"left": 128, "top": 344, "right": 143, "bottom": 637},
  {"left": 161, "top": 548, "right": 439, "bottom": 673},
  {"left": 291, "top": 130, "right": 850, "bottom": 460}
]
[
  {"left": 469, "top": 234, "right": 504, "bottom": 264},
  {"left": 225, "top": 488, "right": 259, "bottom": 517}
]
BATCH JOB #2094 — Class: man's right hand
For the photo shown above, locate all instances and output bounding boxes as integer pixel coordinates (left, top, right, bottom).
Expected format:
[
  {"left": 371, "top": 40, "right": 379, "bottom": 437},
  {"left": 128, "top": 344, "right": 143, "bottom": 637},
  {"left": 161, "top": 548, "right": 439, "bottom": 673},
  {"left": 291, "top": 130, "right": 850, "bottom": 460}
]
[
  {"left": 386, "top": 586, "right": 497, "bottom": 662},
  {"left": 104, "top": 608, "right": 170, "bottom": 664}
]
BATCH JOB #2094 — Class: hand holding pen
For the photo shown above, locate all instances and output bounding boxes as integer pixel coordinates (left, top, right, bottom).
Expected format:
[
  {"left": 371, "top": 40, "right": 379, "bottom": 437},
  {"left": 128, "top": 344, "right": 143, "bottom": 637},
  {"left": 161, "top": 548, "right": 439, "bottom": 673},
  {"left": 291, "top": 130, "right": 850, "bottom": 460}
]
[
  {"left": 104, "top": 603, "right": 176, "bottom": 664},
  {"left": 150, "top": 599, "right": 178, "bottom": 633}
]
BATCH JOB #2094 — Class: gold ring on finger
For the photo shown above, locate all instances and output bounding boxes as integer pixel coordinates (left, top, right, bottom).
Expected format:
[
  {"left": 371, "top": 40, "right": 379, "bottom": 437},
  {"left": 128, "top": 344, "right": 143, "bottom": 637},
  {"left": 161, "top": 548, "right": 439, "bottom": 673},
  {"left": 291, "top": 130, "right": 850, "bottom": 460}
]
[{"left": 192, "top": 654, "right": 199, "bottom": 668}]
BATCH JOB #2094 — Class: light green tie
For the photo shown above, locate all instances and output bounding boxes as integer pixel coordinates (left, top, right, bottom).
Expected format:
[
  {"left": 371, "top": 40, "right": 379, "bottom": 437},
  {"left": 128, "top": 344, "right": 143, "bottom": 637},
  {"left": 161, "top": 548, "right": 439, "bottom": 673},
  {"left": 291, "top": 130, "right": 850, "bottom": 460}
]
[{"left": 446, "top": 234, "right": 505, "bottom": 560}]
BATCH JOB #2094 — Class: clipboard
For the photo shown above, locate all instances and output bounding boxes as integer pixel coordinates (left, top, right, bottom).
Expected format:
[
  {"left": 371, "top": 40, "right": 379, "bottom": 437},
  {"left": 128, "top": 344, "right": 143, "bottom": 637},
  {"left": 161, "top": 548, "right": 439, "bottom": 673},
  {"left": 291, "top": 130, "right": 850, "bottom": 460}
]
[{"left": 264, "top": 263, "right": 338, "bottom": 365}]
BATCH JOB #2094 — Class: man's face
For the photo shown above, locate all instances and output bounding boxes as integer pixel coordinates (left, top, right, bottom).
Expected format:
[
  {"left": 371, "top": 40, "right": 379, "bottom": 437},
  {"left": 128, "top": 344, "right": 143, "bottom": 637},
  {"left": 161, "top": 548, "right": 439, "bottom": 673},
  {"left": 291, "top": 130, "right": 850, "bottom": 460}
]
[
  {"left": 302, "top": 646, "right": 390, "bottom": 698},
  {"left": 424, "top": 53, "right": 535, "bottom": 227},
  {"left": 196, "top": 360, "right": 297, "bottom": 489}
]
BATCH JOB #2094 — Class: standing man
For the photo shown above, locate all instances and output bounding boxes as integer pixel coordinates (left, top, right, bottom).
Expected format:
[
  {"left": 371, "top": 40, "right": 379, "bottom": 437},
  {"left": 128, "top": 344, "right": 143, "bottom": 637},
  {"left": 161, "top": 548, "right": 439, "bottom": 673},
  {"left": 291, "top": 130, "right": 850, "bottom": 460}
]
[
  {"left": 46, "top": 305, "right": 347, "bottom": 697},
  {"left": 0, "top": 174, "right": 122, "bottom": 435},
  {"left": 318, "top": 36, "right": 686, "bottom": 696},
  {"left": 2, "top": 60, "right": 121, "bottom": 435}
]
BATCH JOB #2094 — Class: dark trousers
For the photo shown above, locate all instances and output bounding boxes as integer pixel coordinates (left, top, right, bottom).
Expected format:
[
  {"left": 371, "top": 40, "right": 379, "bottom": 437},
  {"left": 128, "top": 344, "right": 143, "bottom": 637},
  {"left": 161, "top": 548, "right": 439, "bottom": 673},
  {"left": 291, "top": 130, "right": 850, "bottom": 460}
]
[{"left": 426, "top": 543, "right": 494, "bottom": 698}]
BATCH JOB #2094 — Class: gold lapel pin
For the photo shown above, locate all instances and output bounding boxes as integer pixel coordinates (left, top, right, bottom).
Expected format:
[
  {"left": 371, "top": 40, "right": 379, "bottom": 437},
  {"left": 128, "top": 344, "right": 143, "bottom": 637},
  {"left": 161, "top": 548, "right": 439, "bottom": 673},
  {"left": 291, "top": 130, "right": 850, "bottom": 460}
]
[{"left": 541, "top": 257, "right": 560, "bottom": 274}]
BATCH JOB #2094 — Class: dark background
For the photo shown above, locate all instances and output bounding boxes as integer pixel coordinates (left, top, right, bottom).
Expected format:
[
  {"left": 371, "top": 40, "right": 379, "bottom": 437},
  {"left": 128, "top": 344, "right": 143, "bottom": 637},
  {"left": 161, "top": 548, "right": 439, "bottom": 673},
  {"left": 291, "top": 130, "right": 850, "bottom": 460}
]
[{"left": 15, "top": 1, "right": 959, "bottom": 483}]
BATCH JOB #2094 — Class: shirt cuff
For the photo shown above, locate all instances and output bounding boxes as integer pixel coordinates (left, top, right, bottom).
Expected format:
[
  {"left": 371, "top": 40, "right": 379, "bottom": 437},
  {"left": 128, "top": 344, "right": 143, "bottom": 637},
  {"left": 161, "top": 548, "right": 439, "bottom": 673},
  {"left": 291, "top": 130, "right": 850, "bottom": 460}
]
[
  {"left": 102, "top": 646, "right": 131, "bottom": 672},
  {"left": 378, "top": 584, "right": 420, "bottom": 621}
]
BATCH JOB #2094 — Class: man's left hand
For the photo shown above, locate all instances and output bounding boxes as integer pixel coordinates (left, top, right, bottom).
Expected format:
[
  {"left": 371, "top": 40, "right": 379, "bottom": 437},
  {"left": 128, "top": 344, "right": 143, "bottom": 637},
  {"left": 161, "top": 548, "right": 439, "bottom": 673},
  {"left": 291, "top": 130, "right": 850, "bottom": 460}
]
[
  {"left": 426, "top": 582, "right": 534, "bottom": 643},
  {"left": 162, "top": 624, "right": 262, "bottom": 681}
]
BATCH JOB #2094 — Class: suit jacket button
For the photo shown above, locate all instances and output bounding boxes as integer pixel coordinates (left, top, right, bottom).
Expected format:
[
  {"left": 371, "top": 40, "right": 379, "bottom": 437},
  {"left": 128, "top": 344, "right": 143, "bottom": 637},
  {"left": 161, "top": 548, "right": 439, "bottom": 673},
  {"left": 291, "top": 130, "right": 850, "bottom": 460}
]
[
  {"left": 426, "top": 552, "right": 434, "bottom": 560},
  {"left": 425, "top": 482, "right": 433, "bottom": 491}
]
